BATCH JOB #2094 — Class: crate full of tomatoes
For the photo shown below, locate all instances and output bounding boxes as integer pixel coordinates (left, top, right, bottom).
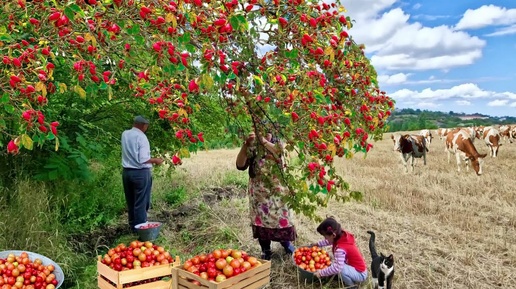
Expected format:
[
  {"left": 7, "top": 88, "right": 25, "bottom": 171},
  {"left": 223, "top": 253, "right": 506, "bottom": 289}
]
[
  {"left": 174, "top": 248, "right": 271, "bottom": 289},
  {"left": 292, "top": 246, "right": 332, "bottom": 281},
  {"left": 97, "top": 240, "right": 180, "bottom": 289}
]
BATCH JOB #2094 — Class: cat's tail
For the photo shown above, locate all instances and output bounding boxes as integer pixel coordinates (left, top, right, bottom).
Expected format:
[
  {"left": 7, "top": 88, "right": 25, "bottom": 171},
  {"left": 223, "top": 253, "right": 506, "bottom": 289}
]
[{"left": 367, "top": 230, "right": 379, "bottom": 260}]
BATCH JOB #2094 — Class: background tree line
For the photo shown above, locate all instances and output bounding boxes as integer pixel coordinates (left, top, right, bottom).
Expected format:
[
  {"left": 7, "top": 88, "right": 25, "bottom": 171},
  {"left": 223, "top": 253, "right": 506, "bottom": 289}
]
[{"left": 386, "top": 108, "right": 516, "bottom": 132}]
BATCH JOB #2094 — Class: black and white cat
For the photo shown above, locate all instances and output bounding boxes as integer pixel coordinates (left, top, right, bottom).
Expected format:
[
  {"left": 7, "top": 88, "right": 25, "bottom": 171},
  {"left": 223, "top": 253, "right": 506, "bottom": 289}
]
[{"left": 367, "top": 231, "right": 394, "bottom": 289}]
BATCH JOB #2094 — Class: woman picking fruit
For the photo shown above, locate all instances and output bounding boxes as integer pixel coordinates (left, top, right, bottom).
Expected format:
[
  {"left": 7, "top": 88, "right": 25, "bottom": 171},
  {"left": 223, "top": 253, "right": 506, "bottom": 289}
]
[
  {"left": 235, "top": 126, "right": 296, "bottom": 260},
  {"left": 311, "top": 217, "right": 367, "bottom": 289}
]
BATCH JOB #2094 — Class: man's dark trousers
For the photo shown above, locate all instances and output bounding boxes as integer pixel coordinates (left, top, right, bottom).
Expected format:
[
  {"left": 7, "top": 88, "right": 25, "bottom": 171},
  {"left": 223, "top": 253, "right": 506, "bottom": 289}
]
[{"left": 122, "top": 168, "right": 152, "bottom": 232}]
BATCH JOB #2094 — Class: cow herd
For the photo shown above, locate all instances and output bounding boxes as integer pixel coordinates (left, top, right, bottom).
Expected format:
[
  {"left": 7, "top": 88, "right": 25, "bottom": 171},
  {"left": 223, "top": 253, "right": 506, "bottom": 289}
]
[{"left": 391, "top": 125, "right": 516, "bottom": 176}]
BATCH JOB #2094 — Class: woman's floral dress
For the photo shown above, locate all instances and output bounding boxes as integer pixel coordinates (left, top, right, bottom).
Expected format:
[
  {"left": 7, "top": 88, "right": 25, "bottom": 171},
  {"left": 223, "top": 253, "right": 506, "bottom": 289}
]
[{"left": 246, "top": 147, "right": 296, "bottom": 242}]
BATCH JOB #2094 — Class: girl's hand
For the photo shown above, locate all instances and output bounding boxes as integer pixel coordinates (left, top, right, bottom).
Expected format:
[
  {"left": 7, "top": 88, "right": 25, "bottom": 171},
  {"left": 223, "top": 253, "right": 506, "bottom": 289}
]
[{"left": 314, "top": 271, "right": 321, "bottom": 279}]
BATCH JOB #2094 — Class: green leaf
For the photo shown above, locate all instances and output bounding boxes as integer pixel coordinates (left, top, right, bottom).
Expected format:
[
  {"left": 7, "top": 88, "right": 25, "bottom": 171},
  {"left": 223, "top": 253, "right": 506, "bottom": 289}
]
[
  {"left": 164, "top": 64, "right": 176, "bottom": 74},
  {"left": 68, "top": 3, "right": 85, "bottom": 16},
  {"left": 134, "top": 35, "right": 145, "bottom": 45},
  {"left": 178, "top": 33, "right": 190, "bottom": 44},
  {"left": 0, "top": 34, "right": 13, "bottom": 42},
  {"left": 4, "top": 104, "right": 14, "bottom": 113},
  {"left": 86, "top": 84, "right": 98, "bottom": 96},
  {"left": 186, "top": 43, "right": 196, "bottom": 53},
  {"left": 47, "top": 133, "right": 55, "bottom": 140},
  {"left": 99, "top": 82, "right": 108, "bottom": 90},
  {"left": 0, "top": 26, "right": 6, "bottom": 34},
  {"left": 229, "top": 16, "right": 239, "bottom": 30},
  {"left": 286, "top": 49, "right": 298, "bottom": 59},
  {"left": 127, "top": 25, "right": 140, "bottom": 35},
  {"left": 68, "top": 3, "right": 82, "bottom": 13},
  {"left": 236, "top": 15, "right": 248, "bottom": 30},
  {"left": 0, "top": 119, "right": 6, "bottom": 129},
  {"left": 0, "top": 93, "right": 9, "bottom": 103},
  {"left": 64, "top": 7, "right": 75, "bottom": 20},
  {"left": 177, "top": 63, "right": 186, "bottom": 71}
]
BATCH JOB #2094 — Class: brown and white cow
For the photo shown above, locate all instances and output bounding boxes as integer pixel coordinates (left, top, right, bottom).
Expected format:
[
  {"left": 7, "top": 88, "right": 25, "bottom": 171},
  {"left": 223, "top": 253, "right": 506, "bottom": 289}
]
[
  {"left": 499, "top": 125, "right": 512, "bottom": 143},
  {"left": 511, "top": 126, "right": 516, "bottom": 140},
  {"left": 391, "top": 134, "right": 428, "bottom": 173},
  {"left": 461, "top": 126, "right": 480, "bottom": 143},
  {"left": 482, "top": 127, "right": 502, "bottom": 157},
  {"left": 419, "top": 129, "right": 433, "bottom": 148},
  {"left": 437, "top": 128, "right": 450, "bottom": 141},
  {"left": 445, "top": 129, "right": 487, "bottom": 176}
]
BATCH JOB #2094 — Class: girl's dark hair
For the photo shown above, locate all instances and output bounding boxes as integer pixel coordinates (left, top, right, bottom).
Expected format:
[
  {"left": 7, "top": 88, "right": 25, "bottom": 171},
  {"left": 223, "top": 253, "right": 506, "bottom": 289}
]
[{"left": 316, "top": 216, "right": 343, "bottom": 238}]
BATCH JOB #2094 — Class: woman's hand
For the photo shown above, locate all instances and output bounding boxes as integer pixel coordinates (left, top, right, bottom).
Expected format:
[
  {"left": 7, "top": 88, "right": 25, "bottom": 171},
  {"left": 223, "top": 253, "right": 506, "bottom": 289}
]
[
  {"left": 314, "top": 271, "right": 321, "bottom": 279},
  {"left": 244, "top": 132, "right": 256, "bottom": 147}
]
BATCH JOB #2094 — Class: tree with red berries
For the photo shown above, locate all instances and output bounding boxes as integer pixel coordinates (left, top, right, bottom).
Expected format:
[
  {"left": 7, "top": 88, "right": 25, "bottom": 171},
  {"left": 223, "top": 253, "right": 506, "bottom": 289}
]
[{"left": 0, "top": 0, "right": 393, "bottom": 220}]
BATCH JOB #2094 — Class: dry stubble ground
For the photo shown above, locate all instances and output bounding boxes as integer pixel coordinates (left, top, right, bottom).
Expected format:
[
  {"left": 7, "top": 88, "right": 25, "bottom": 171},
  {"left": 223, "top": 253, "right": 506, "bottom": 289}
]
[{"left": 169, "top": 132, "right": 516, "bottom": 289}]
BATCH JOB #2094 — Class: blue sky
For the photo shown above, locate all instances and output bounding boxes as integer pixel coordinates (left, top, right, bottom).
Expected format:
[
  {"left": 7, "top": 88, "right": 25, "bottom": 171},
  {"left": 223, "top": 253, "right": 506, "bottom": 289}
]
[{"left": 341, "top": 0, "right": 516, "bottom": 117}]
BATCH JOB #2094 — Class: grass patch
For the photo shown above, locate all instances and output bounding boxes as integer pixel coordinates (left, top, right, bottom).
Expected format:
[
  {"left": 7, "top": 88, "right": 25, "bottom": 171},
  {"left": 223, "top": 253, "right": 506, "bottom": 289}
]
[
  {"left": 220, "top": 170, "right": 248, "bottom": 188},
  {"left": 163, "top": 186, "right": 187, "bottom": 206}
]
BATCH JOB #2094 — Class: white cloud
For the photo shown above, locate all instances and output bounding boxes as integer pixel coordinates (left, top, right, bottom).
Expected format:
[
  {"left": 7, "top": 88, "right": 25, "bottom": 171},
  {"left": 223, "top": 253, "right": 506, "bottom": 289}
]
[
  {"left": 377, "top": 73, "right": 410, "bottom": 84},
  {"left": 485, "top": 24, "right": 516, "bottom": 36},
  {"left": 343, "top": 4, "right": 486, "bottom": 71},
  {"left": 390, "top": 83, "right": 503, "bottom": 101},
  {"left": 510, "top": 102, "right": 516, "bottom": 107},
  {"left": 456, "top": 100, "right": 471, "bottom": 106},
  {"left": 455, "top": 5, "right": 516, "bottom": 30},
  {"left": 488, "top": 99, "right": 509, "bottom": 107},
  {"left": 417, "top": 101, "right": 439, "bottom": 108},
  {"left": 412, "top": 14, "right": 450, "bottom": 21},
  {"left": 412, "top": 3, "right": 421, "bottom": 10}
]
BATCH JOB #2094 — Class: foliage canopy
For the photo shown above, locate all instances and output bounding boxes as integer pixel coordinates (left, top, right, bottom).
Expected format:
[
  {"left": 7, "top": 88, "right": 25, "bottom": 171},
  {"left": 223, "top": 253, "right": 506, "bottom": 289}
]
[{"left": 0, "top": 0, "right": 393, "bottom": 220}]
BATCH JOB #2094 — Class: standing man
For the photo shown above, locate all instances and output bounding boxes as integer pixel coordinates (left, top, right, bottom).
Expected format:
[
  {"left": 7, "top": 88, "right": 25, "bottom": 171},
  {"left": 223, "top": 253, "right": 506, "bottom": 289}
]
[{"left": 121, "top": 116, "right": 164, "bottom": 233}]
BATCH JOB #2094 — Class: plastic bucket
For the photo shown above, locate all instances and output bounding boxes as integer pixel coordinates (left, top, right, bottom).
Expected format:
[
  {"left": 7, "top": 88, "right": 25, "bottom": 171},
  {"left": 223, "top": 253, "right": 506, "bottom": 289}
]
[
  {"left": 292, "top": 250, "right": 332, "bottom": 283},
  {"left": 292, "top": 254, "right": 317, "bottom": 282},
  {"left": 134, "top": 221, "right": 162, "bottom": 241},
  {"left": 0, "top": 250, "right": 64, "bottom": 288}
]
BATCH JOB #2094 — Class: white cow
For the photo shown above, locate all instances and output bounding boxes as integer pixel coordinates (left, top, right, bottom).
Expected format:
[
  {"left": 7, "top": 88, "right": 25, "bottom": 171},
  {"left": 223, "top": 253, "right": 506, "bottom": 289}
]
[
  {"left": 419, "top": 129, "right": 433, "bottom": 149},
  {"left": 437, "top": 128, "right": 450, "bottom": 141}
]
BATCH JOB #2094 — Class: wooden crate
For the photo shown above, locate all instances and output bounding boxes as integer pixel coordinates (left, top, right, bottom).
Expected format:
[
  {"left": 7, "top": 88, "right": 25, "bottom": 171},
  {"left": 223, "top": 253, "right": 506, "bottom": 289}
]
[
  {"left": 97, "top": 256, "right": 180, "bottom": 289},
  {"left": 173, "top": 259, "right": 271, "bottom": 289}
]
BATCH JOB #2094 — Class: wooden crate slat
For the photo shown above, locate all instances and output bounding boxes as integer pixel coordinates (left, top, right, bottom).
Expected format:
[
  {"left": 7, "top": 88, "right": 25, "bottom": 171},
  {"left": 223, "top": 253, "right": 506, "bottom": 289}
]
[
  {"left": 119, "top": 264, "right": 173, "bottom": 283},
  {"left": 97, "top": 255, "right": 180, "bottom": 288},
  {"left": 221, "top": 270, "right": 270, "bottom": 289},
  {"left": 97, "top": 261, "right": 121, "bottom": 284},
  {"left": 177, "top": 277, "right": 211, "bottom": 289},
  {"left": 124, "top": 279, "right": 172, "bottom": 289},
  {"left": 98, "top": 276, "right": 119, "bottom": 289},
  {"left": 174, "top": 259, "right": 271, "bottom": 289},
  {"left": 236, "top": 277, "right": 269, "bottom": 289}
]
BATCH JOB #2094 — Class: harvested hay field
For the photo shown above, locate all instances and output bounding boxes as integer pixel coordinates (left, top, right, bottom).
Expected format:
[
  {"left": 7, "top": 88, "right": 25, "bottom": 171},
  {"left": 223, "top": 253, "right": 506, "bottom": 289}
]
[{"left": 171, "top": 131, "right": 516, "bottom": 289}]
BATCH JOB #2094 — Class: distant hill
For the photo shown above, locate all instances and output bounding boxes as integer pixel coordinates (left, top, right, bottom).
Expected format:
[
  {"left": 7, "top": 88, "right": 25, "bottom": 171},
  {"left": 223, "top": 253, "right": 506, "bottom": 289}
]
[{"left": 386, "top": 108, "right": 516, "bottom": 132}]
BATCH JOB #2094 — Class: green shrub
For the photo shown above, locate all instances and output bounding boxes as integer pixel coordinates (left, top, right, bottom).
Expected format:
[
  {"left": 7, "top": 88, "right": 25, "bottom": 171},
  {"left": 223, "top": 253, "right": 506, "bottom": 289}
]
[{"left": 164, "top": 186, "right": 187, "bottom": 207}]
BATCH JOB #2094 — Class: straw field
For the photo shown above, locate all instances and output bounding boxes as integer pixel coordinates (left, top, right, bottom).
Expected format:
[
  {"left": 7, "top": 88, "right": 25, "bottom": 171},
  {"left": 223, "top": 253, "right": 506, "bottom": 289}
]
[{"left": 168, "top": 131, "right": 516, "bottom": 289}]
